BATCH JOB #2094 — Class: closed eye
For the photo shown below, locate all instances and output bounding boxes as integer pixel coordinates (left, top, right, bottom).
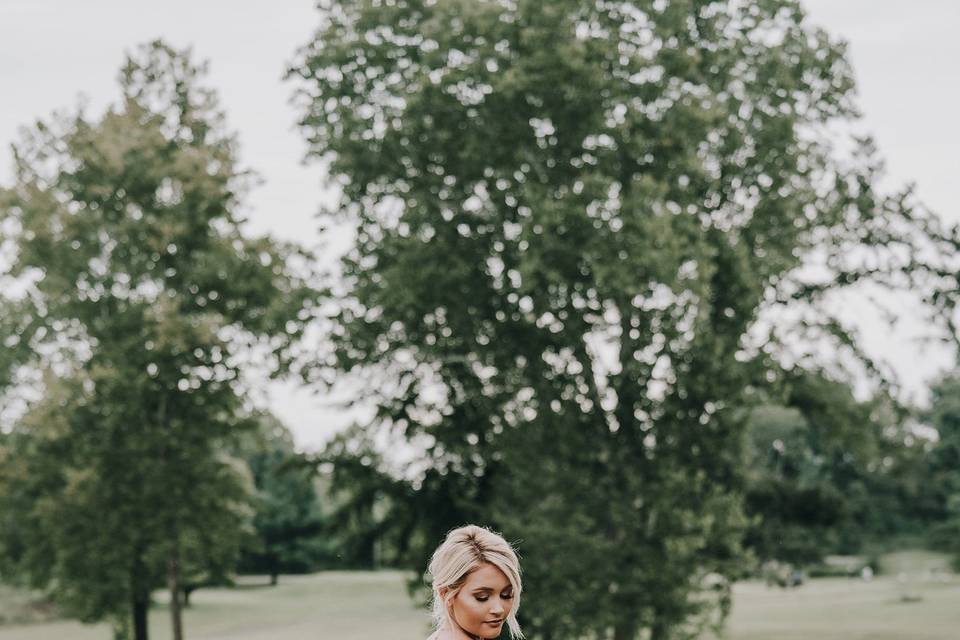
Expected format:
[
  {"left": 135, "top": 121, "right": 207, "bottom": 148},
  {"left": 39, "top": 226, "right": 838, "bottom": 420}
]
[{"left": 476, "top": 593, "right": 513, "bottom": 602}]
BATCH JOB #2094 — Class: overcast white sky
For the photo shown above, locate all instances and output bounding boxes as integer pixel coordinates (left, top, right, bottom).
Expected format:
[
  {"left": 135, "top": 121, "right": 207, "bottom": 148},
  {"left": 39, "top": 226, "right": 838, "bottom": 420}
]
[{"left": 1, "top": 1, "right": 957, "bottom": 451}]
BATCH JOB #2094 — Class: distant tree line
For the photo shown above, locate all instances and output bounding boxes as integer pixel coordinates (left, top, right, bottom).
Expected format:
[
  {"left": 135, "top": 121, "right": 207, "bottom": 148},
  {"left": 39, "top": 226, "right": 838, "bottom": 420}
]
[{"left": 314, "top": 371, "right": 960, "bottom": 566}]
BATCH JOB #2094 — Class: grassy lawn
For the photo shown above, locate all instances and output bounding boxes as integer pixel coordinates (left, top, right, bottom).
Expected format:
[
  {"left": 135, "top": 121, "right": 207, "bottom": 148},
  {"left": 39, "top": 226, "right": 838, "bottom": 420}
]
[
  {"left": 2, "top": 556, "right": 959, "bottom": 639},
  {"left": 0, "top": 584, "right": 61, "bottom": 626},
  {"left": 723, "top": 577, "right": 960, "bottom": 640},
  {"left": 0, "top": 572, "right": 429, "bottom": 640}
]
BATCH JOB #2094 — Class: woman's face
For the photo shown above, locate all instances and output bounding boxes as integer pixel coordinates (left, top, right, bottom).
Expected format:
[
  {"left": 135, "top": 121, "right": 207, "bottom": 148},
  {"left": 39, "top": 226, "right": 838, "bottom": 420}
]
[{"left": 446, "top": 563, "right": 515, "bottom": 639}]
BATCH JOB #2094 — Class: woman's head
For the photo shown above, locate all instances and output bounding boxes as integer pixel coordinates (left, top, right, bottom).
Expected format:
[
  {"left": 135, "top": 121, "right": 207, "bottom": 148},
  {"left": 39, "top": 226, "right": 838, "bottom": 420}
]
[{"left": 428, "top": 524, "right": 523, "bottom": 639}]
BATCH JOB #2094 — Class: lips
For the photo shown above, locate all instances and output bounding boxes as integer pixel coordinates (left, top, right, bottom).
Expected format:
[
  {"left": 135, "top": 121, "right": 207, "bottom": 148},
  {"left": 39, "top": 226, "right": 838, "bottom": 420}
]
[{"left": 485, "top": 619, "right": 503, "bottom": 624}]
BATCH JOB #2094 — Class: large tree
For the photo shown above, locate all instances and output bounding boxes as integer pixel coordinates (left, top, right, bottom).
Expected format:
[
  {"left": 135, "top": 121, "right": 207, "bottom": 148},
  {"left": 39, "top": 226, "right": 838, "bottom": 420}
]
[
  {"left": 0, "top": 42, "right": 314, "bottom": 640},
  {"left": 289, "top": 1, "right": 957, "bottom": 638}
]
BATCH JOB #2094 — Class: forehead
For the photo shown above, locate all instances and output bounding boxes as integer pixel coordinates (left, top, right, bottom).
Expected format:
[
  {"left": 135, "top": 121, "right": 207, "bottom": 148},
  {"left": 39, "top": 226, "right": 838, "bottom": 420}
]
[{"left": 463, "top": 563, "right": 512, "bottom": 591}]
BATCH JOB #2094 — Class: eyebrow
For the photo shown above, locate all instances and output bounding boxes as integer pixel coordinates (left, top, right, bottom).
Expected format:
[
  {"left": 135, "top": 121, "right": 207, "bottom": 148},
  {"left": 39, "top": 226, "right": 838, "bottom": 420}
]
[{"left": 472, "top": 586, "right": 513, "bottom": 593}]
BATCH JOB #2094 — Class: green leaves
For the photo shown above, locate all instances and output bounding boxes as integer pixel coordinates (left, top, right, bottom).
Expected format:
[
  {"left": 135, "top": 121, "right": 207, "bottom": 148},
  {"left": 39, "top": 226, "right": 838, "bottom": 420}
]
[
  {"left": 0, "top": 41, "right": 317, "bottom": 637},
  {"left": 288, "top": 1, "right": 955, "bottom": 638}
]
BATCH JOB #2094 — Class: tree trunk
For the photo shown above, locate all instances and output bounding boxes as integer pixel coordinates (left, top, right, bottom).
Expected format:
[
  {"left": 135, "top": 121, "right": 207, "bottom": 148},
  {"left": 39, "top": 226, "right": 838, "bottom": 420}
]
[
  {"left": 158, "top": 393, "right": 183, "bottom": 640},
  {"left": 648, "top": 613, "right": 669, "bottom": 640},
  {"left": 270, "top": 571, "right": 278, "bottom": 587},
  {"left": 167, "top": 552, "right": 184, "bottom": 640},
  {"left": 613, "top": 619, "right": 638, "bottom": 640},
  {"left": 132, "top": 594, "right": 149, "bottom": 640},
  {"left": 130, "top": 552, "right": 150, "bottom": 640}
]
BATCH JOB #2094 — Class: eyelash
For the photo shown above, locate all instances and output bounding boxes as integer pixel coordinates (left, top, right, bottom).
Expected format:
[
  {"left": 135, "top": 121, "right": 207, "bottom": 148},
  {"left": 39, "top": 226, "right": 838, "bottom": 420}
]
[{"left": 476, "top": 594, "right": 513, "bottom": 602}]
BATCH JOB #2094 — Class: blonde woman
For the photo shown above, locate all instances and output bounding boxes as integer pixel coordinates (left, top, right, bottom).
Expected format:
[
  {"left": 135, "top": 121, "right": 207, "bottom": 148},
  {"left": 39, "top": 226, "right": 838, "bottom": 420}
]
[{"left": 426, "top": 524, "right": 524, "bottom": 640}]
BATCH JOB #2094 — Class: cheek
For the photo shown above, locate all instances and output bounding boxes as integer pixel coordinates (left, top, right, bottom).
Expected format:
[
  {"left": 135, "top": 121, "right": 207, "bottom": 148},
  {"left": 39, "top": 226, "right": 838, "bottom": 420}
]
[
  {"left": 454, "top": 597, "right": 486, "bottom": 623},
  {"left": 470, "top": 599, "right": 491, "bottom": 618}
]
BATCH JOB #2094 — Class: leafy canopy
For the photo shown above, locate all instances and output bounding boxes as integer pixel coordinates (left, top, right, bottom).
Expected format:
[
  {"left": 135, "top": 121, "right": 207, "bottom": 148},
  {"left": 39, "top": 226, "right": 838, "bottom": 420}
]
[
  {"left": 288, "top": 1, "right": 959, "bottom": 638},
  {"left": 0, "top": 41, "right": 316, "bottom": 638}
]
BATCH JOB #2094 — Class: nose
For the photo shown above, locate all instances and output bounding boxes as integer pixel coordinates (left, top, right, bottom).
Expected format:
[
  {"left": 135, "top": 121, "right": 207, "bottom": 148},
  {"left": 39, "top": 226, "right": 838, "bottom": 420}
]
[{"left": 489, "top": 600, "right": 505, "bottom": 616}]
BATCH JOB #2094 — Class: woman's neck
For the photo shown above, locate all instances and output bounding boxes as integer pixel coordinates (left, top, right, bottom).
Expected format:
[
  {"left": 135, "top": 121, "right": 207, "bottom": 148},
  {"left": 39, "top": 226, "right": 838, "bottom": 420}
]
[{"left": 439, "top": 622, "right": 483, "bottom": 640}]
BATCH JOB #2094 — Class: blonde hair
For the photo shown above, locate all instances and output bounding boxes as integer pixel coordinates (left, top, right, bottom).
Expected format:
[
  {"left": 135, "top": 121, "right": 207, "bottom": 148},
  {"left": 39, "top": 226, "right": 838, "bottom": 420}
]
[{"left": 428, "top": 524, "right": 524, "bottom": 639}]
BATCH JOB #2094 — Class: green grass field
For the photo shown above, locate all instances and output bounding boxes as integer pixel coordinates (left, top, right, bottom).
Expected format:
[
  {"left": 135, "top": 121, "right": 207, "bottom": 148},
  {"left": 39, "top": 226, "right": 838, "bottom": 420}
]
[
  {"left": 0, "top": 572, "right": 431, "bottom": 640},
  {"left": 2, "top": 556, "right": 959, "bottom": 639}
]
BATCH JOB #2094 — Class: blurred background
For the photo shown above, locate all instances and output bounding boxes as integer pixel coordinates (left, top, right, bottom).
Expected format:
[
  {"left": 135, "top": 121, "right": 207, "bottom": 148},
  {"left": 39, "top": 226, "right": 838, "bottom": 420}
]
[{"left": 1, "top": 1, "right": 959, "bottom": 639}]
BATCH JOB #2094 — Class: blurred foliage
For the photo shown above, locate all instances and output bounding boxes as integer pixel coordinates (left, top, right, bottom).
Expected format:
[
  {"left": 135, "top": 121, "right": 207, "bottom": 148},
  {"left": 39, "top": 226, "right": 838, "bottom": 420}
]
[
  {"left": 234, "top": 412, "right": 331, "bottom": 583},
  {"left": 744, "top": 399, "right": 846, "bottom": 565},
  {"left": 0, "top": 41, "right": 315, "bottom": 640},
  {"left": 309, "top": 423, "right": 429, "bottom": 571},
  {"left": 924, "top": 374, "right": 960, "bottom": 571},
  {"left": 743, "top": 371, "right": 934, "bottom": 566},
  {"left": 290, "top": 0, "right": 958, "bottom": 638}
]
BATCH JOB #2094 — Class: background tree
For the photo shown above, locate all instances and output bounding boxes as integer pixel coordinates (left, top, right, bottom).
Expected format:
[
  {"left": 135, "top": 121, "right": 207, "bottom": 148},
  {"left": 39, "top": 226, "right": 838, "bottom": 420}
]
[
  {"left": 784, "top": 372, "right": 939, "bottom": 555},
  {"left": 925, "top": 374, "right": 960, "bottom": 569},
  {"left": 290, "top": 1, "right": 957, "bottom": 638},
  {"left": 0, "top": 375, "right": 161, "bottom": 640},
  {"left": 743, "top": 402, "right": 843, "bottom": 566},
  {"left": 306, "top": 420, "right": 497, "bottom": 573},
  {"left": 0, "top": 41, "right": 315, "bottom": 640},
  {"left": 741, "top": 371, "right": 927, "bottom": 567},
  {"left": 236, "top": 412, "right": 329, "bottom": 585}
]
